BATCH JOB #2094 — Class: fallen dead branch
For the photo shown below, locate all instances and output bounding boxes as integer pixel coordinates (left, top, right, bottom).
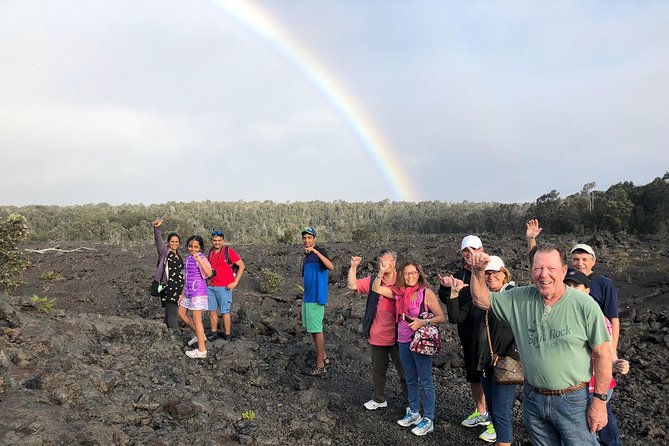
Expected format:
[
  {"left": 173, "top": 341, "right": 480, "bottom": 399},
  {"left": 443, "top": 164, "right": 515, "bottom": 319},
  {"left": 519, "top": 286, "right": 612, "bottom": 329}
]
[{"left": 24, "top": 246, "right": 97, "bottom": 254}]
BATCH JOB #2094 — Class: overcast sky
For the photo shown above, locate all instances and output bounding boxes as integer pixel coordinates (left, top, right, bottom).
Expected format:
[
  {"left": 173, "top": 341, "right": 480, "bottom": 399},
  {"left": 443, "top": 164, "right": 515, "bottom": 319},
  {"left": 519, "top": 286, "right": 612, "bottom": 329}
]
[{"left": 2, "top": 0, "right": 668, "bottom": 206}]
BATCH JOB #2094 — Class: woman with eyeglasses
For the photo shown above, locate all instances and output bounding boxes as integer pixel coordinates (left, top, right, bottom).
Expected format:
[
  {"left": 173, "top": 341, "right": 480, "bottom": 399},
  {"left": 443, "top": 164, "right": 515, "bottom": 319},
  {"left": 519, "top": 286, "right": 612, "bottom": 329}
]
[
  {"left": 475, "top": 256, "right": 518, "bottom": 446},
  {"left": 151, "top": 219, "right": 184, "bottom": 329},
  {"left": 373, "top": 261, "right": 445, "bottom": 437},
  {"left": 179, "top": 235, "right": 212, "bottom": 359}
]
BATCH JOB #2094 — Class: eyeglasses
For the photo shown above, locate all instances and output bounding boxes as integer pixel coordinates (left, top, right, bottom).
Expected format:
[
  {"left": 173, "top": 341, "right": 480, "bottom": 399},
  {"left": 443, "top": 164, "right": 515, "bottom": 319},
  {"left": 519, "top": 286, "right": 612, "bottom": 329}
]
[
  {"left": 211, "top": 231, "right": 223, "bottom": 236},
  {"left": 540, "top": 304, "right": 552, "bottom": 323},
  {"left": 485, "top": 270, "right": 502, "bottom": 277},
  {"left": 404, "top": 271, "right": 419, "bottom": 277}
]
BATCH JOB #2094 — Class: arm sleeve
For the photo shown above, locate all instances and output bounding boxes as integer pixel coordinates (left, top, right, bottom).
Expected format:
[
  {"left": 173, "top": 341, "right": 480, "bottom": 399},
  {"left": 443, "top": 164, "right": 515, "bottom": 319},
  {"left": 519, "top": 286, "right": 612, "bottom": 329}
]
[
  {"left": 356, "top": 276, "right": 372, "bottom": 294},
  {"left": 154, "top": 227, "right": 167, "bottom": 256},
  {"left": 602, "top": 281, "right": 620, "bottom": 319},
  {"left": 228, "top": 247, "right": 241, "bottom": 263}
]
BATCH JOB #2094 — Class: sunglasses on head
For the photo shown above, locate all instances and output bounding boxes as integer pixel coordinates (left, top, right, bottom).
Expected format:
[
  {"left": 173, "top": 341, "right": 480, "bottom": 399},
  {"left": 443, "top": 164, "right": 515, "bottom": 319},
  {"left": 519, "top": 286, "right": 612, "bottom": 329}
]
[{"left": 211, "top": 231, "right": 223, "bottom": 236}]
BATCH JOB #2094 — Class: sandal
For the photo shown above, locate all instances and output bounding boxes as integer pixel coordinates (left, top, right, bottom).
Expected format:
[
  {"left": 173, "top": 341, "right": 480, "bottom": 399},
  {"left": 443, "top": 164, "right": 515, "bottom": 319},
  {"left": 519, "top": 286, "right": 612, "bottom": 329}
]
[{"left": 324, "top": 357, "right": 334, "bottom": 365}]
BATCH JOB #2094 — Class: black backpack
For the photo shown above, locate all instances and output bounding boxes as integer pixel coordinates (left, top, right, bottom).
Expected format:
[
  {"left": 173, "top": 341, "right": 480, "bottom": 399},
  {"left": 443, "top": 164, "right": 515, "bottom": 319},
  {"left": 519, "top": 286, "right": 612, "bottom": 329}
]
[{"left": 208, "top": 246, "right": 239, "bottom": 277}]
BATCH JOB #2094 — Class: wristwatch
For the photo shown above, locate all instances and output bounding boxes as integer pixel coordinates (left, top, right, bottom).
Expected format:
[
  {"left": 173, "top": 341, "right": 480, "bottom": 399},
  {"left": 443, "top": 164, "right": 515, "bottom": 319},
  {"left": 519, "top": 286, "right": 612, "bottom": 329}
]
[
  {"left": 425, "top": 319, "right": 431, "bottom": 326},
  {"left": 592, "top": 392, "right": 609, "bottom": 402}
]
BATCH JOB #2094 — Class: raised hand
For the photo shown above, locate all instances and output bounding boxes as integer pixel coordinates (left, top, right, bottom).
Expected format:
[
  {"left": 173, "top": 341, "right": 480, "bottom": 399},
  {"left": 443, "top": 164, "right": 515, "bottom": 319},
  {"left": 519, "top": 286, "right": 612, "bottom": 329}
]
[
  {"left": 438, "top": 274, "right": 455, "bottom": 288},
  {"left": 350, "top": 256, "right": 362, "bottom": 267},
  {"left": 464, "top": 247, "right": 490, "bottom": 272},
  {"left": 152, "top": 219, "right": 163, "bottom": 228},
  {"left": 526, "top": 219, "right": 542, "bottom": 240}
]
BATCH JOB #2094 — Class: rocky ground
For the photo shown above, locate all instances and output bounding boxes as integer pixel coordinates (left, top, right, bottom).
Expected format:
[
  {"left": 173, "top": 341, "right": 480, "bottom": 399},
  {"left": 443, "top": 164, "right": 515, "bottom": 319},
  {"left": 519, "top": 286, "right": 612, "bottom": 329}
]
[{"left": 0, "top": 232, "right": 668, "bottom": 445}]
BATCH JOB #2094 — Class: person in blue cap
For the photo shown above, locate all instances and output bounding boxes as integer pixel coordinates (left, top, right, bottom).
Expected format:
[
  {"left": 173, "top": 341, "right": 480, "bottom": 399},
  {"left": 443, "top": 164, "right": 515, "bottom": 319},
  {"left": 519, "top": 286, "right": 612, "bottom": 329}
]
[{"left": 300, "top": 226, "right": 334, "bottom": 377}]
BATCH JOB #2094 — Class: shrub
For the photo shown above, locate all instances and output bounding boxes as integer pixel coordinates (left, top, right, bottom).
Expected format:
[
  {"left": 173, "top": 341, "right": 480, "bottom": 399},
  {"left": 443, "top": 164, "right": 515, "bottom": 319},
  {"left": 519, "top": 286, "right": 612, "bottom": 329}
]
[
  {"left": 258, "top": 268, "right": 284, "bottom": 294},
  {"left": 0, "top": 214, "right": 30, "bottom": 291},
  {"left": 41, "top": 271, "right": 63, "bottom": 281},
  {"left": 241, "top": 410, "right": 256, "bottom": 421},
  {"left": 32, "top": 294, "right": 56, "bottom": 313}
]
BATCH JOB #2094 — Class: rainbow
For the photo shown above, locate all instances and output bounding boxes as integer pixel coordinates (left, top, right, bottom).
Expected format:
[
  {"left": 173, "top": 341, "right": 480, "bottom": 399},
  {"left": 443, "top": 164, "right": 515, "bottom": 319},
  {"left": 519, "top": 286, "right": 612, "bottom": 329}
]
[{"left": 209, "top": 0, "right": 416, "bottom": 201}]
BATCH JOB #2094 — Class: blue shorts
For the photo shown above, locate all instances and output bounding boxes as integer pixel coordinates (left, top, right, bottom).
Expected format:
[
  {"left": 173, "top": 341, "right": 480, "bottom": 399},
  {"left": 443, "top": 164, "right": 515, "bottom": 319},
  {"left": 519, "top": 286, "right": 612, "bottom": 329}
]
[{"left": 207, "top": 286, "right": 232, "bottom": 314}]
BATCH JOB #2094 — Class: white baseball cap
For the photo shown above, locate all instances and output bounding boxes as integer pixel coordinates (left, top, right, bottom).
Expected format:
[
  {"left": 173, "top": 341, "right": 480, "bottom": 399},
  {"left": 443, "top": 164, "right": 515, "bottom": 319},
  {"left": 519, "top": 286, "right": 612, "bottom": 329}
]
[
  {"left": 485, "top": 255, "right": 505, "bottom": 272},
  {"left": 461, "top": 235, "right": 483, "bottom": 251},
  {"left": 570, "top": 243, "right": 596, "bottom": 259}
]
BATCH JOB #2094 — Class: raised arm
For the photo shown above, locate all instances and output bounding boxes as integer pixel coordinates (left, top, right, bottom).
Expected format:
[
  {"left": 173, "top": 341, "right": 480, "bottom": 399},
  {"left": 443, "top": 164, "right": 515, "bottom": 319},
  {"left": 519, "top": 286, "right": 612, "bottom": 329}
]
[
  {"left": 466, "top": 248, "right": 492, "bottom": 310},
  {"left": 152, "top": 219, "right": 167, "bottom": 256},
  {"left": 347, "top": 256, "right": 362, "bottom": 290},
  {"left": 526, "top": 219, "right": 542, "bottom": 251},
  {"left": 371, "top": 259, "right": 395, "bottom": 299}
]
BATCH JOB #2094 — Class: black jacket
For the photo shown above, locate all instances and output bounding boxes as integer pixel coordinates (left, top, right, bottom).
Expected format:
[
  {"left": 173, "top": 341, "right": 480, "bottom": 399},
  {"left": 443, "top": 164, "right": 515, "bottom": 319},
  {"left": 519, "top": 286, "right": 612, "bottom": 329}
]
[{"left": 476, "top": 284, "right": 520, "bottom": 372}]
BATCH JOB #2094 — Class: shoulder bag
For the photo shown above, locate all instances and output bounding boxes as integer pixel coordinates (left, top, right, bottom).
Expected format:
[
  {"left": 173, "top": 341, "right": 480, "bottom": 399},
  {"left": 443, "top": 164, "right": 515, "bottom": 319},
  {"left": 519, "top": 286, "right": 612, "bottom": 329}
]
[
  {"left": 485, "top": 311, "right": 524, "bottom": 384},
  {"left": 409, "top": 291, "right": 442, "bottom": 356}
]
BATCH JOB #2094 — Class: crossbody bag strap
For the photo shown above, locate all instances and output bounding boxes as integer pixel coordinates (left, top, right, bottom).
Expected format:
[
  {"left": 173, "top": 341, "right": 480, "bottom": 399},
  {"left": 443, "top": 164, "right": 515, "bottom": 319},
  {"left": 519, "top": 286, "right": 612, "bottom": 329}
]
[{"left": 485, "top": 311, "right": 498, "bottom": 366}]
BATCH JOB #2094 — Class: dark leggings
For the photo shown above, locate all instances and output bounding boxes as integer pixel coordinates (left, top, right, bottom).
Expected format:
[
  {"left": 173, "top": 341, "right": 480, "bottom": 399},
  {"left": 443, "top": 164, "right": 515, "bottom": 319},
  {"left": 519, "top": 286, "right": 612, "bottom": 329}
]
[{"left": 164, "top": 302, "right": 179, "bottom": 329}]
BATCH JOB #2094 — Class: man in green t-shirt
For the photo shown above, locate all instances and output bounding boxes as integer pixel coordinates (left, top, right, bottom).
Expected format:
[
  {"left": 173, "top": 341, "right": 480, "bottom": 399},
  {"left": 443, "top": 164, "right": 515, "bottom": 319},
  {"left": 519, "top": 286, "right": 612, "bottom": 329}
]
[{"left": 469, "top": 244, "right": 612, "bottom": 446}]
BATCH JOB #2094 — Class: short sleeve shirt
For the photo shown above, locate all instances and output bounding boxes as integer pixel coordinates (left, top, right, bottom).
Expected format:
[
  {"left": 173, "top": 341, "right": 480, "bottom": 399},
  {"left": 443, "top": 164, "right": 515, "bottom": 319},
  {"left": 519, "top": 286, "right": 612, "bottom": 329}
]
[
  {"left": 491, "top": 285, "right": 610, "bottom": 390},
  {"left": 302, "top": 245, "right": 331, "bottom": 305},
  {"left": 208, "top": 247, "right": 241, "bottom": 287}
]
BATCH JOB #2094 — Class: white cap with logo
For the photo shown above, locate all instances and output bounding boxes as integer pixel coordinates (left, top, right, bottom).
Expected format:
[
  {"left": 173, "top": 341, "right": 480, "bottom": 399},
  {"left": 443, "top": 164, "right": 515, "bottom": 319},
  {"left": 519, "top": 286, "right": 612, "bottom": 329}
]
[
  {"left": 460, "top": 235, "right": 483, "bottom": 251},
  {"left": 570, "top": 243, "right": 596, "bottom": 259}
]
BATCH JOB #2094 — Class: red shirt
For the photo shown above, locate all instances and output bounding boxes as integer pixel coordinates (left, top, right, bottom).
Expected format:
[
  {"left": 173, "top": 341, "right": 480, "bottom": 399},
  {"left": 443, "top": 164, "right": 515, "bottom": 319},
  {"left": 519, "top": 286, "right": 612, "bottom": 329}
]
[{"left": 207, "top": 247, "right": 241, "bottom": 287}]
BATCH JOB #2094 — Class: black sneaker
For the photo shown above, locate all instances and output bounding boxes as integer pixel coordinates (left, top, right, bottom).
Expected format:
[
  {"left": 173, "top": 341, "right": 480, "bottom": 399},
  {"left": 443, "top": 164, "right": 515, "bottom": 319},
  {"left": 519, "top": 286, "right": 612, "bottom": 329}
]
[
  {"left": 305, "top": 366, "right": 327, "bottom": 378},
  {"left": 206, "top": 333, "right": 219, "bottom": 342}
]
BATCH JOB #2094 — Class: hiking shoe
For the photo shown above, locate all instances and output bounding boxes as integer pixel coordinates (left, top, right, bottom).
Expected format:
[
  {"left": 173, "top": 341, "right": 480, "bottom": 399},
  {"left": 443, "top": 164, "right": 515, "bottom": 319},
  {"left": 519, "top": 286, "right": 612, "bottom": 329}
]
[
  {"left": 411, "top": 418, "right": 434, "bottom": 436},
  {"left": 461, "top": 409, "right": 490, "bottom": 427},
  {"left": 479, "top": 424, "right": 497, "bottom": 443},
  {"left": 397, "top": 407, "right": 422, "bottom": 427},
  {"left": 206, "top": 332, "right": 219, "bottom": 342},
  {"left": 305, "top": 366, "right": 327, "bottom": 378},
  {"left": 185, "top": 349, "right": 207, "bottom": 359},
  {"left": 187, "top": 336, "right": 199, "bottom": 347},
  {"left": 364, "top": 400, "right": 388, "bottom": 410}
]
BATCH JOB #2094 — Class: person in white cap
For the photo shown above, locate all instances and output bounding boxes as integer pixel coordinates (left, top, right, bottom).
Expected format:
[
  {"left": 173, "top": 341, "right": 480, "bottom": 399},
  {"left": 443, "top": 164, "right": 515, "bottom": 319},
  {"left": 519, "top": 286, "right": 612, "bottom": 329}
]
[
  {"left": 526, "top": 220, "right": 620, "bottom": 358},
  {"left": 438, "top": 235, "right": 491, "bottom": 435},
  {"left": 469, "top": 243, "right": 612, "bottom": 445}
]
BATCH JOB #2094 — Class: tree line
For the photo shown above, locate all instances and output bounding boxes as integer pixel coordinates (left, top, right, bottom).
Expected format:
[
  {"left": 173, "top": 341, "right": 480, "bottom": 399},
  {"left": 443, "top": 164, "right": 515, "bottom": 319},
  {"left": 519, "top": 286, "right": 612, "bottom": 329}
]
[{"left": 1, "top": 173, "right": 667, "bottom": 245}]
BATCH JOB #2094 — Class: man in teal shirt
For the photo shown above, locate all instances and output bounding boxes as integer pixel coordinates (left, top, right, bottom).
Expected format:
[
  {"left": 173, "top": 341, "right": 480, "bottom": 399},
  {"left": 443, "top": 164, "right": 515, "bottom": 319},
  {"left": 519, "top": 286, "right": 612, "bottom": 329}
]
[{"left": 469, "top": 244, "right": 612, "bottom": 446}]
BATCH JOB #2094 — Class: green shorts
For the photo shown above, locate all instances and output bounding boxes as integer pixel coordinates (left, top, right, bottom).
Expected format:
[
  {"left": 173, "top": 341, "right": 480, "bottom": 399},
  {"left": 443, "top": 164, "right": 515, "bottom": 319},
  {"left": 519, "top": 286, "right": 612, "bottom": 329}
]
[{"left": 302, "top": 302, "right": 325, "bottom": 333}]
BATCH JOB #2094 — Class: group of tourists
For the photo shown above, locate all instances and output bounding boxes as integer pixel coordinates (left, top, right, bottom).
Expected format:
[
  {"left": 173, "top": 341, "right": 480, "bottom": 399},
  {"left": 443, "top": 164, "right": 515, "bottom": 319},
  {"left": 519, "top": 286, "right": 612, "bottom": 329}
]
[
  {"left": 151, "top": 219, "right": 245, "bottom": 359},
  {"left": 346, "top": 222, "right": 629, "bottom": 445},
  {"left": 151, "top": 219, "right": 629, "bottom": 445}
]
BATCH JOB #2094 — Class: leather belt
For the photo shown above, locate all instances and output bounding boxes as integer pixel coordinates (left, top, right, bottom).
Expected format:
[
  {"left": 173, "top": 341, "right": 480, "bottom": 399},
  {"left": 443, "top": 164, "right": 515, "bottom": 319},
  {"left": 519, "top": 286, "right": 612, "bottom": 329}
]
[{"left": 525, "top": 381, "right": 587, "bottom": 396}]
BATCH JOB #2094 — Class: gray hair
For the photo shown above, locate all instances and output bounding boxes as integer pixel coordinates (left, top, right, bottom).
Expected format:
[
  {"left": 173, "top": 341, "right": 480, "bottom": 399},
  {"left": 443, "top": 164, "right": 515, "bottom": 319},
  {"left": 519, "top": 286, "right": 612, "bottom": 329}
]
[{"left": 376, "top": 248, "right": 397, "bottom": 262}]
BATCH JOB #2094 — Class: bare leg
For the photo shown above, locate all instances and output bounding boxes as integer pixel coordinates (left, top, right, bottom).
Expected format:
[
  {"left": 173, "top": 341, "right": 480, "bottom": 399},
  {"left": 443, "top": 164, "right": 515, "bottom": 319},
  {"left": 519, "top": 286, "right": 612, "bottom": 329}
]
[
  {"left": 312, "top": 332, "right": 326, "bottom": 368},
  {"left": 222, "top": 313, "right": 231, "bottom": 336},
  {"left": 178, "top": 305, "right": 196, "bottom": 333},
  {"left": 209, "top": 311, "right": 219, "bottom": 333},
  {"left": 471, "top": 382, "right": 486, "bottom": 414},
  {"left": 193, "top": 310, "right": 206, "bottom": 352}
]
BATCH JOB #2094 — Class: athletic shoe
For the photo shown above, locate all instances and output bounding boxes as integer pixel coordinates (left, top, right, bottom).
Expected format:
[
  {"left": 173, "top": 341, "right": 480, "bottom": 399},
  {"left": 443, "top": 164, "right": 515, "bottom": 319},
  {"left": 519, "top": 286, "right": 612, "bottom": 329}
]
[
  {"left": 305, "top": 366, "right": 327, "bottom": 378},
  {"left": 187, "top": 336, "right": 199, "bottom": 346},
  {"left": 185, "top": 349, "right": 207, "bottom": 359},
  {"left": 479, "top": 424, "right": 497, "bottom": 443},
  {"left": 364, "top": 400, "right": 388, "bottom": 410},
  {"left": 397, "top": 407, "right": 422, "bottom": 427},
  {"left": 461, "top": 409, "right": 490, "bottom": 428},
  {"left": 411, "top": 418, "right": 434, "bottom": 436},
  {"left": 206, "top": 332, "right": 219, "bottom": 342}
]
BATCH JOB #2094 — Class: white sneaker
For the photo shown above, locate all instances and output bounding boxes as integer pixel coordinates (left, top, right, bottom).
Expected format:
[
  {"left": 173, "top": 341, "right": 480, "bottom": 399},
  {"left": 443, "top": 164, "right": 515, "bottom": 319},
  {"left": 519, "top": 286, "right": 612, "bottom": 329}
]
[
  {"left": 364, "top": 400, "right": 388, "bottom": 410},
  {"left": 397, "top": 407, "right": 422, "bottom": 427},
  {"left": 185, "top": 349, "right": 207, "bottom": 359},
  {"left": 411, "top": 418, "right": 434, "bottom": 436},
  {"left": 187, "top": 336, "right": 199, "bottom": 346}
]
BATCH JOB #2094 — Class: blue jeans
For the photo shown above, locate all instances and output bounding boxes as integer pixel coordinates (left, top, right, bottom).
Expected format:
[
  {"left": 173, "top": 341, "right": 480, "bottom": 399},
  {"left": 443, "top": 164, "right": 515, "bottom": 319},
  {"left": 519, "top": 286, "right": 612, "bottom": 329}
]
[
  {"left": 398, "top": 342, "right": 435, "bottom": 421},
  {"left": 593, "top": 389, "right": 621, "bottom": 446},
  {"left": 522, "top": 383, "right": 598, "bottom": 446},
  {"left": 480, "top": 370, "right": 517, "bottom": 444}
]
